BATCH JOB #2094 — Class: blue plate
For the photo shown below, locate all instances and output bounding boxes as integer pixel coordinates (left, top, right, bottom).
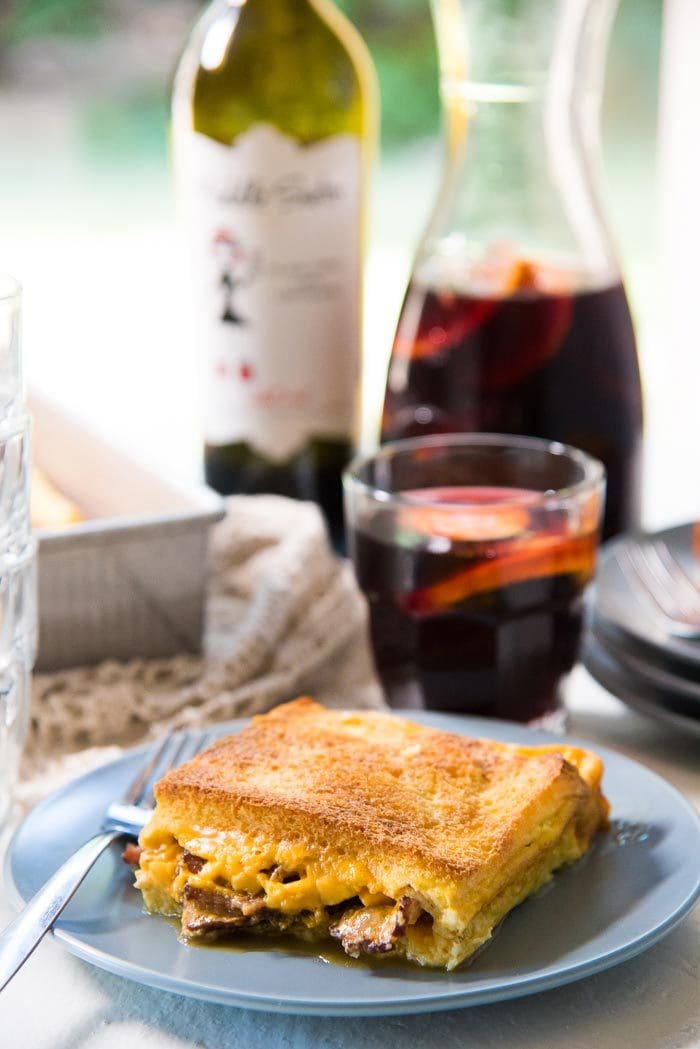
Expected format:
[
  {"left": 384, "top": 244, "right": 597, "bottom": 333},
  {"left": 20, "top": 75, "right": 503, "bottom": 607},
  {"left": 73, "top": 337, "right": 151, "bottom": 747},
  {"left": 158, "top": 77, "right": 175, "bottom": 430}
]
[{"left": 5, "top": 712, "right": 700, "bottom": 1016}]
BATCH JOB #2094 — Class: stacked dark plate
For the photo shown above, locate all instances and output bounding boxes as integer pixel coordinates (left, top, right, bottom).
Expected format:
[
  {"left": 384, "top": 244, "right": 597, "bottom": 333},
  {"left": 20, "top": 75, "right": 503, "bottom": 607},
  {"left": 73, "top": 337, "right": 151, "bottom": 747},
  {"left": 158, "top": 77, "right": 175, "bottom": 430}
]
[{"left": 583, "top": 522, "right": 700, "bottom": 738}]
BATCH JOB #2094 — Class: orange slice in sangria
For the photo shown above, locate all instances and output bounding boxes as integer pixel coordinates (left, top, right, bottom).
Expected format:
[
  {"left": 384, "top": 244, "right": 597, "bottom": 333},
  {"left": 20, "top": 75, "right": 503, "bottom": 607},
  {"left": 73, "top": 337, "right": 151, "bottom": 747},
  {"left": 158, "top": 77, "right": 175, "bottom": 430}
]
[
  {"left": 403, "top": 530, "right": 597, "bottom": 616},
  {"left": 397, "top": 488, "right": 597, "bottom": 617},
  {"left": 398, "top": 487, "right": 533, "bottom": 543}
]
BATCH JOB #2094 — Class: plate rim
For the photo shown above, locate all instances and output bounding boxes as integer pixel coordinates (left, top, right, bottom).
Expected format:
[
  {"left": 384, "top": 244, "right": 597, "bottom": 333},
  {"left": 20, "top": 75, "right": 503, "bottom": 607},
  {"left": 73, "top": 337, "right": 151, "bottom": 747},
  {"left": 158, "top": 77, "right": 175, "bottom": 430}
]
[
  {"left": 582, "top": 635, "right": 700, "bottom": 740},
  {"left": 595, "top": 522, "right": 700, "bottom": 670},
  {"left": 6, "top": 711, "right": 700, "bottom": 1016},
  {"left": 590, "top": 617, "right": 700, "bottom": 699}
]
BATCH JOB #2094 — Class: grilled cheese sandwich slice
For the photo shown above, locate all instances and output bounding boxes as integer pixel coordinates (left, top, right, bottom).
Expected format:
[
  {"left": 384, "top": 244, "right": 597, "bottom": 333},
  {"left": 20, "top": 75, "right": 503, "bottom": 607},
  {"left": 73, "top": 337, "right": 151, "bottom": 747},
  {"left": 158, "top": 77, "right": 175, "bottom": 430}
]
[{"left": 135, "top": 698, "right": 608, "bottom": 969}]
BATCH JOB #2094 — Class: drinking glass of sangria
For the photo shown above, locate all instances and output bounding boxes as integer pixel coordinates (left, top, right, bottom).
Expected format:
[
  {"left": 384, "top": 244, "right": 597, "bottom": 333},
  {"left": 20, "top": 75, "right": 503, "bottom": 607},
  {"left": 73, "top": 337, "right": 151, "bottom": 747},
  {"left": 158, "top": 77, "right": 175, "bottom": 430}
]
[{"left": 345, "top": 434, "right": 604, "bottom": 728}]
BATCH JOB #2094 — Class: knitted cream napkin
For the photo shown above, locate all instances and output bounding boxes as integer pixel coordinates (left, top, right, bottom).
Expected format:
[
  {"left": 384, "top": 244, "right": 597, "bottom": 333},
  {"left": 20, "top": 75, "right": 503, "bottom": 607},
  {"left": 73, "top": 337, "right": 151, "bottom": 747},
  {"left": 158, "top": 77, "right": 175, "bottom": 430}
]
[{"left": 19, "top": 495, "right": 384, "bottom": 808}]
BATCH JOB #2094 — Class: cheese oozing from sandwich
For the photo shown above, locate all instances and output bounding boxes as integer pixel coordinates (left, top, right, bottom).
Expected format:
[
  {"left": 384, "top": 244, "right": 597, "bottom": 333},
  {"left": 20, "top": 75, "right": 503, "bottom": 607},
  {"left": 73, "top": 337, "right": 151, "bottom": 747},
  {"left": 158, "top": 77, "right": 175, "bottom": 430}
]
[{"left": 135, "top": 699, "right": 608, "bottom": 969}]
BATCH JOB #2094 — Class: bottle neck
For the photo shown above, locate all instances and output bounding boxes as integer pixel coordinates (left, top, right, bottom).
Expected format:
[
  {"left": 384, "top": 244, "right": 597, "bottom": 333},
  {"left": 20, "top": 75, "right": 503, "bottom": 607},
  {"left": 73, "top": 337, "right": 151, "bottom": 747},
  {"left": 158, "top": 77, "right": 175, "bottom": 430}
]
[
  {"left": 424, "top": 0, "right": 622, "bottom": 287},
  {"left": 221, "top": 0, "right": 311, "bottom": 26}
]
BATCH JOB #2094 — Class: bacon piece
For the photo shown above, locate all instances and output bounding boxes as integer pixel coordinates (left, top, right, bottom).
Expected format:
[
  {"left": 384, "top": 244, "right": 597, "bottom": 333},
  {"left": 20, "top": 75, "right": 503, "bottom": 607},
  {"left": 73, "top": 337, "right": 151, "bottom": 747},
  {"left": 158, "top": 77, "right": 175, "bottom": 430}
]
[
  {"left": 181, "top": 885, "right": 276, "bottom": 938},
  {"left": 329, "top": 895, "right": 423, "bottom": 957},
  {"left": 121, "top": 842, "right": 142, "bottom": 867},
  {"left": 182, "top": 852, "right": 206, "bottom": 874}
]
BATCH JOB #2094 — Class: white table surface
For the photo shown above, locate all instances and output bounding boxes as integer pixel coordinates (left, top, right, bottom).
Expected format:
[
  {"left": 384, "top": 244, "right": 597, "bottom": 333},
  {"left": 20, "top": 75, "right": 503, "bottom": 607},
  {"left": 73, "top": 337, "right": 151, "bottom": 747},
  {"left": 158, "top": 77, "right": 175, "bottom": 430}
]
[{"left": 0, "top": 667, "right": 698, "bottom": 1049}]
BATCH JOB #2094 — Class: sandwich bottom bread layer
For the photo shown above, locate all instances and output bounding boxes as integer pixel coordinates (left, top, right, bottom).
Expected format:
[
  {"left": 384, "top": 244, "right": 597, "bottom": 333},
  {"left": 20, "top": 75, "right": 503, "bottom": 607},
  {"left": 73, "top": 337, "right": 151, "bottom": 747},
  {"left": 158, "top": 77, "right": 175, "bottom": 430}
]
[{"left": 134, "top": 699, "right": 608, "bottom": 970}]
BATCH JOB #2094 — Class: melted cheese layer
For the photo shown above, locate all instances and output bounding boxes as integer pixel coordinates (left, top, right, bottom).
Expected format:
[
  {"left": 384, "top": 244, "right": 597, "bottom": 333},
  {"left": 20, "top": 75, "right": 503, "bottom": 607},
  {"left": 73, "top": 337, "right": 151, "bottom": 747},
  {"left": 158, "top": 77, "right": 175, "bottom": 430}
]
[{"left": 137, "top": 819, "right": 392, "bottom": 914}]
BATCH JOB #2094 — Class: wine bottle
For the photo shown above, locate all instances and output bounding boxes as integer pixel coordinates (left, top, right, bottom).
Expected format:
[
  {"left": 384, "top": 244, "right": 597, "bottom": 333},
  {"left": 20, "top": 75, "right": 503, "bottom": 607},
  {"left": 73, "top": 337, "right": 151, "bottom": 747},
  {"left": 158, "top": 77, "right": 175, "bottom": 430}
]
[{"left": 173, "top": 0, "right": 377, "bottom": 548}]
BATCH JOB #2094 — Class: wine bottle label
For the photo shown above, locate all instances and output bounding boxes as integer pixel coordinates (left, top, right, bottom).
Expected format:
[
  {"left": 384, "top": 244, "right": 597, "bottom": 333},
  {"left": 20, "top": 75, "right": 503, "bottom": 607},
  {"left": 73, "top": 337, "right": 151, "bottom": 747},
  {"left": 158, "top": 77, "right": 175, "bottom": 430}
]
[{"left": 178, "top": 125, "right": 362, "bottom": 461}]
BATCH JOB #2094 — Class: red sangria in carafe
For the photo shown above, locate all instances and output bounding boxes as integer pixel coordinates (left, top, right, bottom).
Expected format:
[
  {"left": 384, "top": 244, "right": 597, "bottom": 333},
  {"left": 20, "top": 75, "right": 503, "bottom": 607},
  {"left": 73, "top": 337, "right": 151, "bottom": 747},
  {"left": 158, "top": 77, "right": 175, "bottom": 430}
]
[{"left": 381, "top": 0, "right": 643, "bottom": 540}]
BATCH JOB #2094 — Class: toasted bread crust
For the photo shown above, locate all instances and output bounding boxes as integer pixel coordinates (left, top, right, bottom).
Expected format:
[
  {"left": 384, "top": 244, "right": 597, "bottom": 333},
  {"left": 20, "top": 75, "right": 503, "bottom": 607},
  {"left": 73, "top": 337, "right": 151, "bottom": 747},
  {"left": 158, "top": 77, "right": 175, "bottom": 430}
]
[{"left": 154, "top": 699, "right": 605, "bottom": 883}]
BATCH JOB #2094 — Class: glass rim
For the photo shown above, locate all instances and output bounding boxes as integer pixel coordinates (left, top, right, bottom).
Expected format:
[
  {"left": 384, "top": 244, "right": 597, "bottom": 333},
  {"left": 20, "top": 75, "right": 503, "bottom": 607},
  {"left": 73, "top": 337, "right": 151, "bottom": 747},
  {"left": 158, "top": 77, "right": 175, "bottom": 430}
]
[
  {"left": 344, "top": 433, "right": 606, "bottom": 511},
  {"left": 0, "top": 275, "right": 21, "bottom": 302}
]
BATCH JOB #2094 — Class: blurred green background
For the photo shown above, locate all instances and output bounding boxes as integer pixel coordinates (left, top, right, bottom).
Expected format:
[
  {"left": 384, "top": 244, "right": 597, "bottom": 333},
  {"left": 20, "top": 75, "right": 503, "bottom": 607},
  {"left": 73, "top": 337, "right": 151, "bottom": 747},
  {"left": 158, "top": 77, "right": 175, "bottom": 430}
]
[
  {"left": 0, "top": 0, "right": 660, "bottom": 267},
  {"left": 0, "top": 0, "right": 662, "bottom": 477},
  {"left": 0, "top": 0, "right": 659, "bottom": 151}
]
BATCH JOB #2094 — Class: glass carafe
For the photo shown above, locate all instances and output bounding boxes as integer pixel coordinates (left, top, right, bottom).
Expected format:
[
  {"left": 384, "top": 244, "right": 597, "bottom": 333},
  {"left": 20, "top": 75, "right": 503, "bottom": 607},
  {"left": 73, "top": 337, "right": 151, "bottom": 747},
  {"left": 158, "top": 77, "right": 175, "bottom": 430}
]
[{"left": 381, "top": 0, "right": 643, "bottom": 540}]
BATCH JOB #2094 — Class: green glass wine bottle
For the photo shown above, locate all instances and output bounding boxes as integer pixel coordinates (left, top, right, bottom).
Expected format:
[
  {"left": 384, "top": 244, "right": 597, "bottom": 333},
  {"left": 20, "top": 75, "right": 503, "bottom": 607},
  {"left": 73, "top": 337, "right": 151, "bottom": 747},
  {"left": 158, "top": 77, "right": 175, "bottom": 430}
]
[{"left": 173, "top": 0, "right": 377, "bottom": 549}]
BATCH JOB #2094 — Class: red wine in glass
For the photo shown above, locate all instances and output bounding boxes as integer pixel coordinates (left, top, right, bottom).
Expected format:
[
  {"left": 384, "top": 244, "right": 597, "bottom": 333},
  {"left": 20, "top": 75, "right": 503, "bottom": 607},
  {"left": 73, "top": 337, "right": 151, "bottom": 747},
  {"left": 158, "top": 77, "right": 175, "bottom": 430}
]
[{"left": 350, "top": 485, "right": 598, "bottom": 722}]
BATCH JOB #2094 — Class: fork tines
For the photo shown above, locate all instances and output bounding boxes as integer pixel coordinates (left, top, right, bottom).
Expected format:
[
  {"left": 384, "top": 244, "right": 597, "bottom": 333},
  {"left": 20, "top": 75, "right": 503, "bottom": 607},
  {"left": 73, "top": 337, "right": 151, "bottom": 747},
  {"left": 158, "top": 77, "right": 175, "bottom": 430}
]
[
  {"left": 618, "top": 538, "right": 700, "bottom": 639},
  {"left": 126, "top": 728, "right": 212, "bottom": 810}
]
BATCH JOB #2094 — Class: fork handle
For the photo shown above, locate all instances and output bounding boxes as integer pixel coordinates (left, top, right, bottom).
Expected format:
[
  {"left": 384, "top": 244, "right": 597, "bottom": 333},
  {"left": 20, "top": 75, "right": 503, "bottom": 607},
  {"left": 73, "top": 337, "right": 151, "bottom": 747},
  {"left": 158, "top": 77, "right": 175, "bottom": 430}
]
[{"left": 0, "top": 830, "right": 120, "bottom": 993}]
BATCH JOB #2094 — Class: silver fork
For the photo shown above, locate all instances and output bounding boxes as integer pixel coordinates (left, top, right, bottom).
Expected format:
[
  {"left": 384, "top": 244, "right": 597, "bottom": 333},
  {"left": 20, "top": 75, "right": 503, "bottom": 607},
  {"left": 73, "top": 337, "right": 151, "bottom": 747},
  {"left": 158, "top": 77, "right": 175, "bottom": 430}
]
[
  {"left": 0, "top": 727, "right": 210, "bottom": 993},
  {"left": 618, "top": 539, "right": 700, "bottom": 639}
]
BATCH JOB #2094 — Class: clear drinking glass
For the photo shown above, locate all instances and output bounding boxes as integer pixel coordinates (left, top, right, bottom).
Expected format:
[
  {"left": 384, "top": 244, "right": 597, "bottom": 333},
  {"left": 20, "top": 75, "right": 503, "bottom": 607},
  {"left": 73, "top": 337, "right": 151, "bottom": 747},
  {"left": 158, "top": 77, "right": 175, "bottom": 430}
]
[
  {"left": 0, "top": 544, "right": 37, "bottom": 664},
  {"left": 0, "top": 415, "right": 32, "bottom": 558},
  {"left": 0, "top": 277, "right": 35, "bottom": 827},
  {"left": 0, "top": 277, "right": 23, "bottom": 419},
  {"left": 0, "top": 657, "right": 31, "bottom": 827},
  {"left": 345, "top": 434, "right": 604, "bottom": 728}
]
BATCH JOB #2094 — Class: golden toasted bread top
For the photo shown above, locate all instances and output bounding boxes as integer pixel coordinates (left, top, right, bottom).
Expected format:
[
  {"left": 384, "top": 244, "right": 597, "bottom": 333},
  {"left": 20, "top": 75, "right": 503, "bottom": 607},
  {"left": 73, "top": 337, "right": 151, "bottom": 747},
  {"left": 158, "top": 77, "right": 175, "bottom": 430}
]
[{"left": 155, "top": 699, "right": 606, "bottom": 880}]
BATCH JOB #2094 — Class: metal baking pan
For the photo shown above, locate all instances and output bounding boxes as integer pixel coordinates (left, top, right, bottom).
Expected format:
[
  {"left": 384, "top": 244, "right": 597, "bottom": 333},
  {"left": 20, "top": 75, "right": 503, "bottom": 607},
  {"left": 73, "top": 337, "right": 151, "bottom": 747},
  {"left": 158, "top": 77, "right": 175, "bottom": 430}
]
[{"left": 31, "top": 396, "right": 224, "bottom": 671}]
